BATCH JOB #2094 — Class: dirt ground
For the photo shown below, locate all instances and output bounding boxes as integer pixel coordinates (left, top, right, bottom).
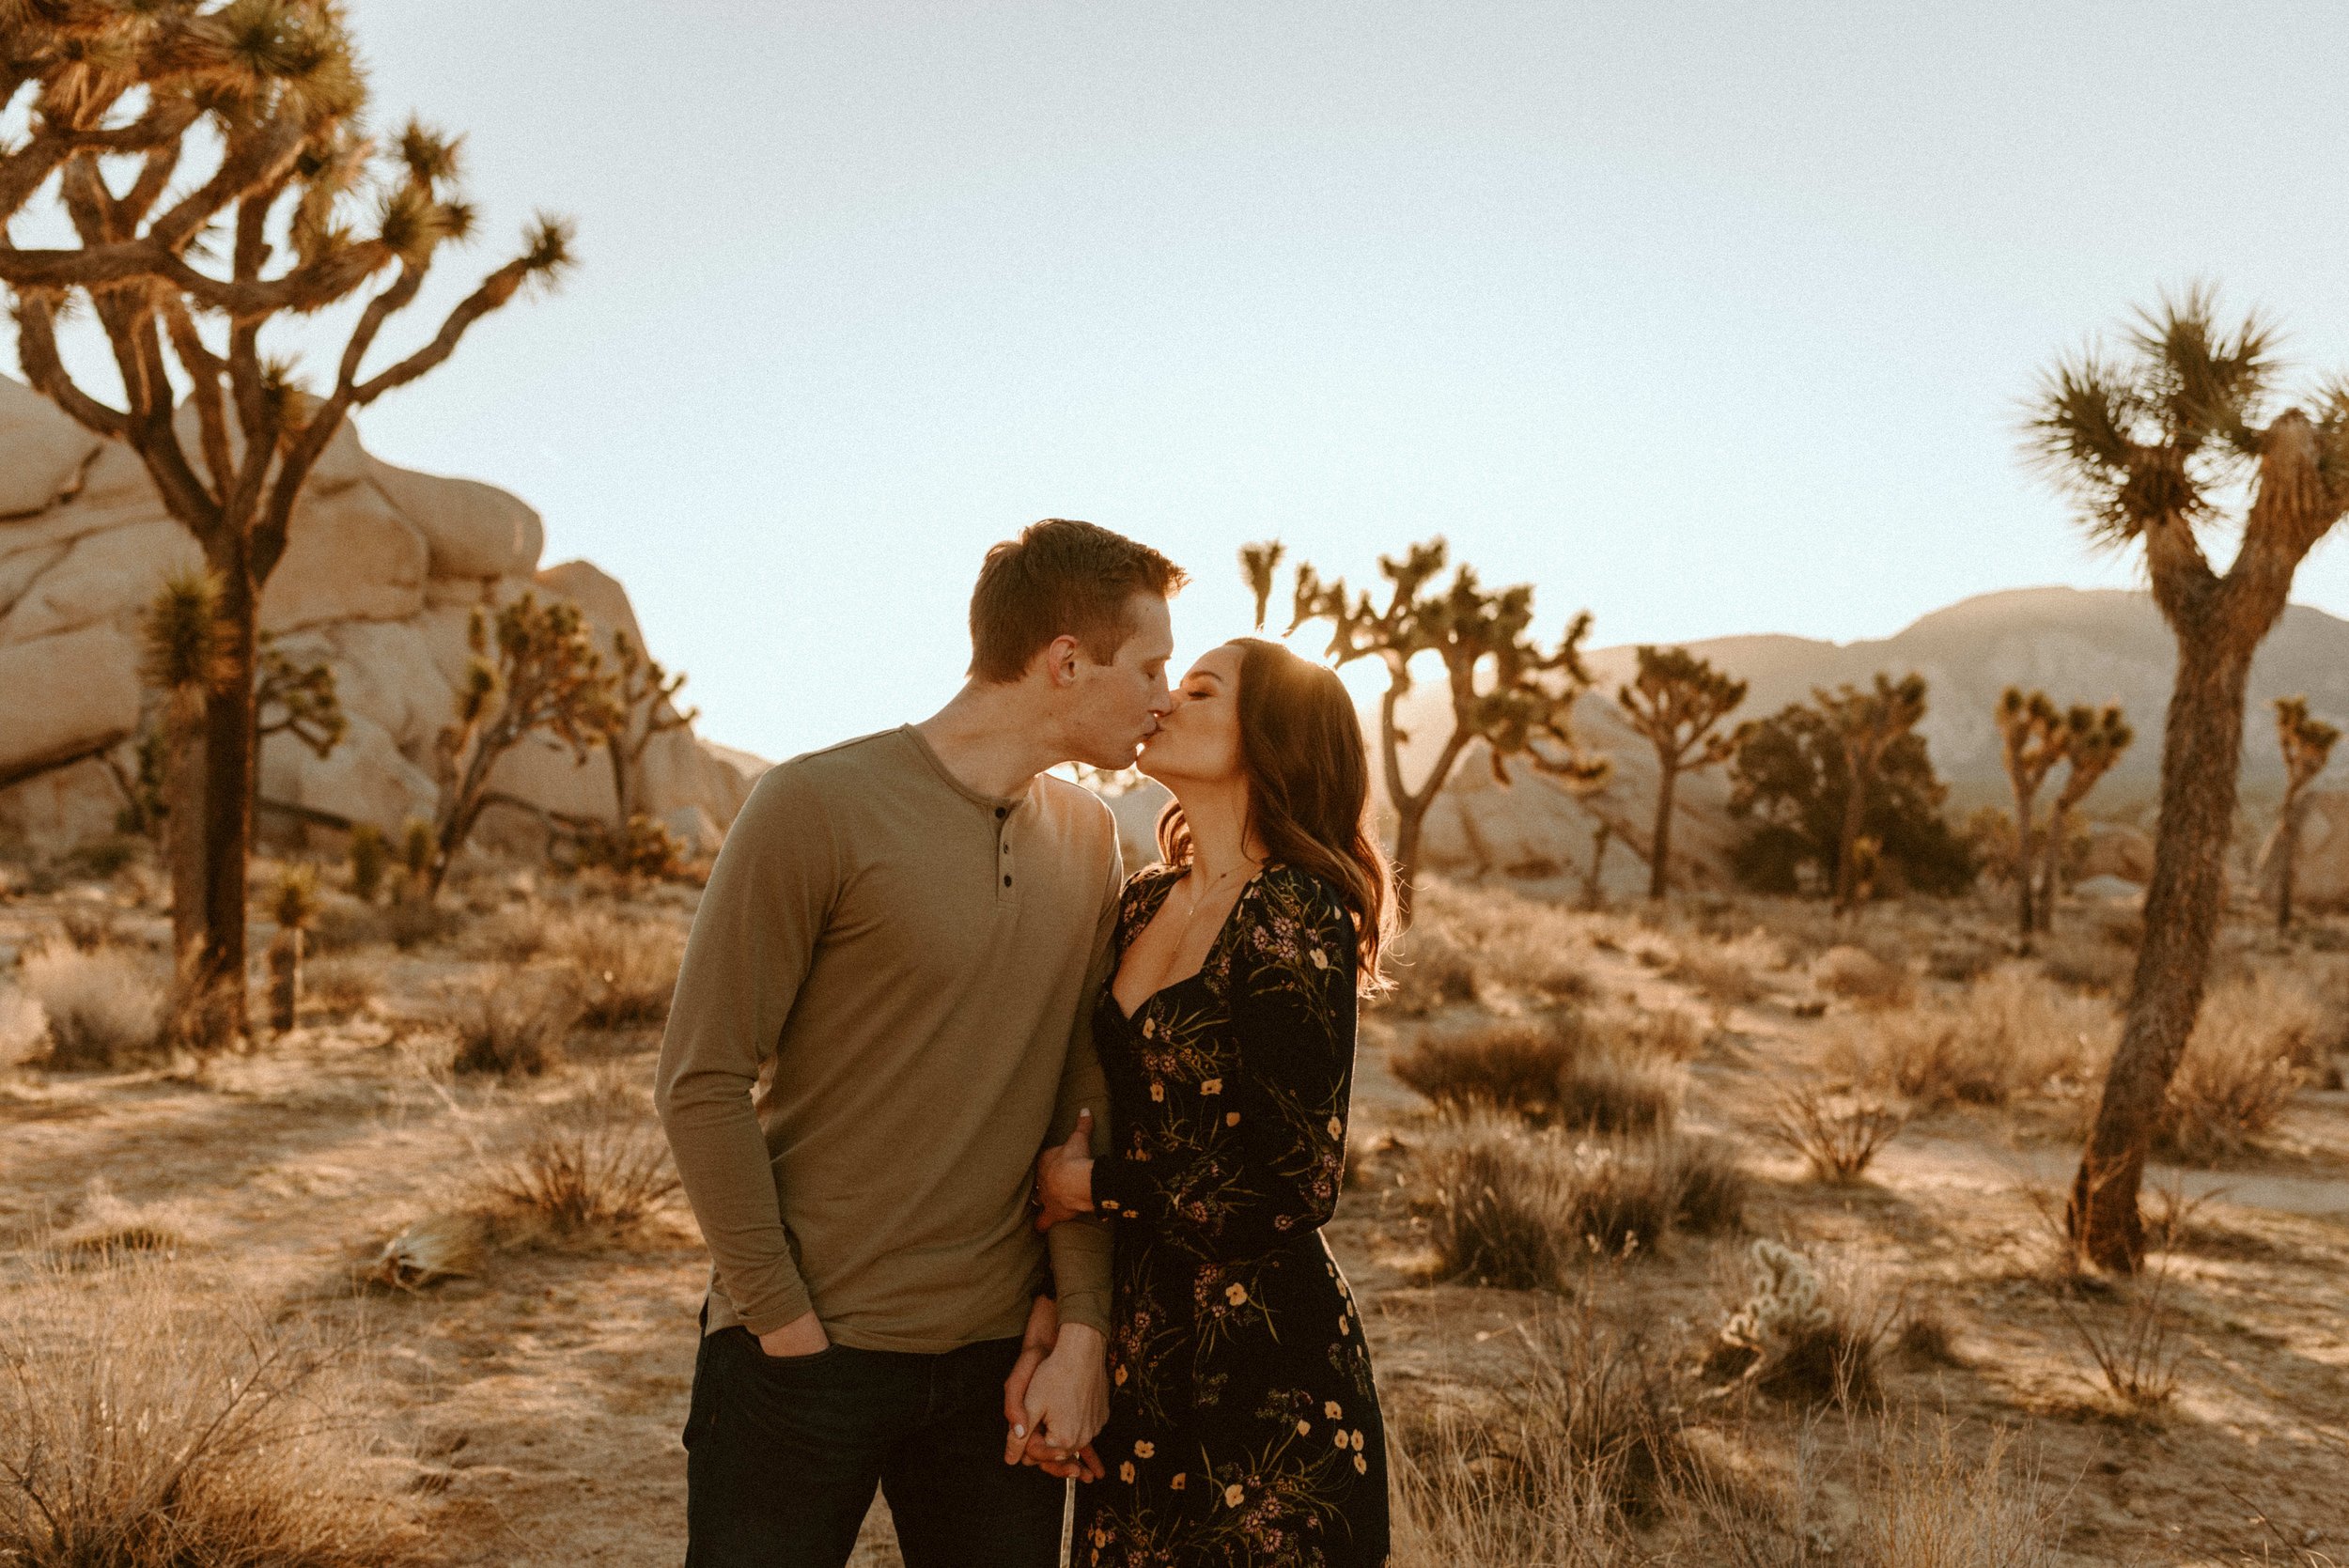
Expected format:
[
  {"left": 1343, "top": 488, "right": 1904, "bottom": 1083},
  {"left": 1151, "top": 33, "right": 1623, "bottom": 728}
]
[{"left": 3, "top": 868, "right": 2346, "bottom": 1566}]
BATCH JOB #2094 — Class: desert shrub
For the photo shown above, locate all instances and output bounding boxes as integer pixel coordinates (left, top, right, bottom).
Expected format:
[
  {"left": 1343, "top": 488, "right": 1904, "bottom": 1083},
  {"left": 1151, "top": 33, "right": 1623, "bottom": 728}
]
[
  {"left": 2152, "top": 969, "right": 2324, "bottom": 1162},
  {"left": 1763, "top": 1079, "right": 1907, "bottom": 1182},
  {"left": 1557, "top": 1050, "right": 1684, "bottom": 1135},
  {"left": 1415, "top": 1117, "right": 1732, "bottom": 1285},
  {"left": 1396, "top": 880, "right": 1593, "bottom": 1007},
  {"left": 1707, "top": 1239, "right": 1887, "bottom": 1406},
  {"left": 0, "top": 1252, "right": 415, "bottom": 1567},
  {"left": 2035, "top": 928, "right": 2132, "bottom": 994},
  {"left": 543, "top": 907, "right": 685, "bottom": 1028},
  {"left": 485, "top": 1068, "right": 680, "bottom": 1233},
  {"left": 1392, "top": 1303, "right": 1691, "bottom": 1560},
  {"left": 1846, "top": 1417, "right": 2061, "bottom": 1568},
  {"left": 1831, "top": 966, "right": 2111, "bottom": 1109},
  {"left": 1393, "top": 1017, "right": 1579, "bottom": 1122},
  {"left": 1924, "top": 936, "right": 1999, "bottom": 984},
  {"left": 1589, "top": 1005, "right": 1708, "bottom": 1061},
  {"left": 471, "top": 901, "right": 554, "bottom": 963},
  {"left": 60, "top": 834, "right": 142, "bottom": 882},
  {"left": 18, "top": 943, "right": 165, "bottom": 1069},
  {"left": 1814, "top": 943, "right": 1914, "bottom": 1008},
  {"left": 2053, "top": 1259, "right": 2184, "bottom": 1418},
  {"left": 311, "top": 895, "right": 460, "bottom": 954},
  {"left": 447, "top": 969, "right": 580, "bottom": 1076},
  {"left": 1665, "top": 930, "right": 1777, "bottom": 1008}
]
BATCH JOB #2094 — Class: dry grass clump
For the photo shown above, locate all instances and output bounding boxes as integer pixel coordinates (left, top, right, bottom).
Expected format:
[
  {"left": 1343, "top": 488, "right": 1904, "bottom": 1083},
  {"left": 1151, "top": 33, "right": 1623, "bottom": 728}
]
[
  {"left": 446, "top": 968, "right": 580, "bottom": 1076},
  {"left": 0, "top": 1252, "right": 415, "bottom": 1567},
  {"left": 1393, "top": 1016, "right": 1685, "bottom": 1133},
  {"left": 50, "top": 1179, "right": 189, "bottom": 1264},
  {"left": 1589, "top": 1004, "right": 1709, "bottom": 1061},
  {"left": 542, "top": 907, "right": 685, "bottom": 1028},
  {"left": 17, "top": 941, "right": 166, "bottom": 1069},
  {"left": 1665, "top": 929, "right": 1778, "bottom": 1009},
  {"left": 2154, "top": 968, "right": 2328, "bottom": 1161},
  {"left": 1706, "top": 1239, "right": 1889, "bottom": 1407},
  {"left": 2053, "top": 1260, "right": 2186, "bottom": 1419},
  {"left": 1845, "top": 1417, "right": 2061, "bottom": 1568},
  {"left": 1763, "top": 1079, "right": 1908, "bottom": 1182},
  {"left": 2035, "top": 927, "right": 2134, "bottom": 994},
  {"left": 1393, "top": 1018, "right": 1578, "bottom": 1122},
  {"left": 365, "top": 1213, "right": 487, "bottom": 1291},
  {"left": 1392, "top": 1304, "right": 1692, "bottom": 1560},
  {"left": 484, "top": 1067, "right": 680, "bottom": 1233},
  {"left": 1814, "top": 943, "right": 1915, "bottom": 1009},
  {"left": 1831, "top": 966, "right": 2111, "bottom": 1110},
  {"left": 1414, "top": 1115, "right": 1740, "bottom": 1286},
  {"left": 1394, "top": 879, "right": 1593, "bottom": 1009}
]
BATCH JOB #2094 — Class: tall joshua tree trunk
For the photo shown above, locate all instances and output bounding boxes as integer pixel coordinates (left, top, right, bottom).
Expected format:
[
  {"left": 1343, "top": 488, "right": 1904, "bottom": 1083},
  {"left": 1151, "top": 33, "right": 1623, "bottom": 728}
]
[
  {"left": 2031, "top": 292, "right": 2349, "bottom": 1270},
  {"left": 196, "top": 559, "right": 260, "bottom": 1043},
  {"left": 1648, "top": 759, "right": 1679, "bottom": 901}
]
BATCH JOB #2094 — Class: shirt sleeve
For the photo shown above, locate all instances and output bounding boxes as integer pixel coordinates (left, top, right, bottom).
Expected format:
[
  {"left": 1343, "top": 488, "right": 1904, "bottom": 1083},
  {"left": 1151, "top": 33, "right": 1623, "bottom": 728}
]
[
  {"left": 1089, "top": 870, "right": 1356, "bottom": 1262},
  {"left": 1043, "top": 832, "right": 1124, "bottom": 1335},
  {"left": 654, "top": 763, "right": 836, "bottom": 1335}
]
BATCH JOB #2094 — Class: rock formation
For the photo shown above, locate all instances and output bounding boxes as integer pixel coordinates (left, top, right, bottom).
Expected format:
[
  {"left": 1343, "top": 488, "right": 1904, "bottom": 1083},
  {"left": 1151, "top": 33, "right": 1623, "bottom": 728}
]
[{"left": 0, "top": 375, "right": 760, "bottom": 855}]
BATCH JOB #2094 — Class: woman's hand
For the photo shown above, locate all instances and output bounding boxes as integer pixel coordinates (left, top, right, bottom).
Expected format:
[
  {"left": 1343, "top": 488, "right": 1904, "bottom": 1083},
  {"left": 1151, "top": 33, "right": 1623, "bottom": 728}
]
[
  {"left": 1003, "top": 1294, "right": 1056, "bottom": 1465},
  {"left": 1032, "top": 1109, "right": 1096, "bottom": 1232},
  {"left": 1019, "top": 1323, "right": 1109, "bottom": 1477}
]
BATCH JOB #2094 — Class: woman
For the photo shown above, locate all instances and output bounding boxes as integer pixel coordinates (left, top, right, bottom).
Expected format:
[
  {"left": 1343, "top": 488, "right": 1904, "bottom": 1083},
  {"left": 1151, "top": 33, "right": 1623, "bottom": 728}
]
[{"left": 1033, "top": 636, "right": 1393, "bottom": 1568}]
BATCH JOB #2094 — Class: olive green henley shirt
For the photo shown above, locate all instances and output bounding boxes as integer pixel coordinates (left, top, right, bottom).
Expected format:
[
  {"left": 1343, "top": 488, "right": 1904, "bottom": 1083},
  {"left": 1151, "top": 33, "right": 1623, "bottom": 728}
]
[{"left": 655, "top": 725, "right": 1117, "bottom": 1352}]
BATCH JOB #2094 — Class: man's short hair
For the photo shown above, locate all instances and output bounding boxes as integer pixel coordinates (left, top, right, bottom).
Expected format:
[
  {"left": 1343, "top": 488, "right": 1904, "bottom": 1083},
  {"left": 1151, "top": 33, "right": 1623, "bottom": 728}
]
[{"left": 968, "top": 519, "right": 1187, "bottom": 684}]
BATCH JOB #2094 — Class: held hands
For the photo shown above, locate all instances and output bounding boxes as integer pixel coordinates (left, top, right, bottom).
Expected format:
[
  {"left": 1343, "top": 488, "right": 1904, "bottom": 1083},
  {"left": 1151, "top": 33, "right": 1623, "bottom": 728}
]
[
  {"left": 1002, "top": 1297, "right": 1105, "bottom": 1481},
  {"left": 1032, "top": 1109, "right": 1096, "bottom": 1233},
  {"left": 1019, "top": 1323, "right": 1109, "bottom": 1479}
]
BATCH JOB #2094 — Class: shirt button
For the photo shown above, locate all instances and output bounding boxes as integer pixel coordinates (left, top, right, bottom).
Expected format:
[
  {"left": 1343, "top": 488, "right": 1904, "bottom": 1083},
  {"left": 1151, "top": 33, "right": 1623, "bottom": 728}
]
[
  {"left": 995, "top": 806, "right": 1007, "bottom": 819},
  {"left": 1003, "top": 875, "right": 1013, "bottom": 887}
]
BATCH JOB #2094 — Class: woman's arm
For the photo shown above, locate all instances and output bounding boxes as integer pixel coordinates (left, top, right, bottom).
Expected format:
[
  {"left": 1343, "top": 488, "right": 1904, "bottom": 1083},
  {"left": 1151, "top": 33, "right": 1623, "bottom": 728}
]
[{"left": 1085, "top": 872, "right": 1357, "bottom": 1259}]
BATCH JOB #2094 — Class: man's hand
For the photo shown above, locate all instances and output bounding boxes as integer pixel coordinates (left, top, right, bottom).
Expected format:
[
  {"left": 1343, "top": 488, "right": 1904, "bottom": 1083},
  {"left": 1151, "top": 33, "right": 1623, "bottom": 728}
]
[
  {"left": 1032, "top": 1110, "right": 1096, "bottom": 1233},
  {"left": 755, "top": 1309, "right": 831, "bottom": 1359},
  {"left": 1019, "top": 1323, "right": 1109, "bottom": 1475}
]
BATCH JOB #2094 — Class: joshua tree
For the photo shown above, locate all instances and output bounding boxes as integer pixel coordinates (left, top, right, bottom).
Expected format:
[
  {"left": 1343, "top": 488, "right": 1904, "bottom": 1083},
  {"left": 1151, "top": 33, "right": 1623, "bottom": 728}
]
[
  {"left": 427, "top": 594, "right": 620, "bottom": 899},
  {"left": 1816, "top": 674, "right": 1929, "bottom": 914},
  {"left": 2037, "top": 704, "right": 2133, "bottom": 929},
  {"left": 348, "top": 822, "right": 387, "bottom": 904},
  {"left": 598, "top": 629, "right": 693, "bottom": 826},
  {"left": 137, "top": 571, "right": 226, "bottom": 995},
  {"left": 1615, "top": 646, "right": 1746, "bottom": 899},
  {"left": 1240, "top": 540, "right": 1287, "bottom": 630},
  {"left": 0, "top": 2, "right": 573, "bottom": 1038},
  {"left": 2271, "top": 696, "right": 2340, "bottom": 933},
  {"left": 1282, "top": 538, "right": 1600, "bottom": 918},
  {"left": 1994, "top": 688, "right": 2065, "bottom": 944},
  {"left": 265, "top": 863, "right": 316, "bottom": 1032},
  {"left": 2028, "top": 286, "right": 2349, "bottom": 1270}
]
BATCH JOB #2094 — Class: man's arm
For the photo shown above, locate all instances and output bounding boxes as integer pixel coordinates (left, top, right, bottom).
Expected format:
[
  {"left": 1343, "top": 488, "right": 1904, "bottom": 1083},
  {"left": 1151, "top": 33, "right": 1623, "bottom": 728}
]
[
  {"left": 654, "top": 763, "right": 836, "bottom": 1343},
  {"left": 1041, "top": 838, "right": 1122, "bottom": 1335}
]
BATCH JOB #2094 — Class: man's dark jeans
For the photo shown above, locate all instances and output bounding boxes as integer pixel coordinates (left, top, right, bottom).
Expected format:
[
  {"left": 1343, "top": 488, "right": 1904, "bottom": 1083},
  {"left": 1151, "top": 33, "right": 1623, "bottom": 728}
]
[{"left": 682, "top": 1326, "right": 1065, "bottom": 1568}]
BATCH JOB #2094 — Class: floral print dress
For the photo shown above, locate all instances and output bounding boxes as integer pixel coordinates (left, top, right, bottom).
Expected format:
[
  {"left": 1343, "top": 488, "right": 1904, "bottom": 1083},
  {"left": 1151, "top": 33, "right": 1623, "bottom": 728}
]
[{"left": 1074, "top": 863, "right": 1389, "bottom": 1568}]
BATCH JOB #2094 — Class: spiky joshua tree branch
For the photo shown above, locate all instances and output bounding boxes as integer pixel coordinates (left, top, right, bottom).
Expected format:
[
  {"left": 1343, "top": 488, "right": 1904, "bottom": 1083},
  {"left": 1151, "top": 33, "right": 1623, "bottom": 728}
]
[{"left": 1, "top": 1, "right": 573, "bottom": 1039}]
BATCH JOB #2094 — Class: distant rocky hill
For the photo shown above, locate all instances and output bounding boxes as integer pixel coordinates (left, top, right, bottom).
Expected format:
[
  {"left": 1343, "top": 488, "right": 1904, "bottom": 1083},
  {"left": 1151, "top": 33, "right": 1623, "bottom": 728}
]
[
  {"left": 0, "top": 374, "right": 762, "bottom": 855},
  {"left": 1397, "top": 586, "right": 2349, "bottom": 895}
]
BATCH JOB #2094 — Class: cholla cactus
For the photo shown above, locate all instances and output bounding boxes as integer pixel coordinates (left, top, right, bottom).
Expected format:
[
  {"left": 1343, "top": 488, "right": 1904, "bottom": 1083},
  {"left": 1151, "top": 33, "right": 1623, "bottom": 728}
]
[
  {"left": 349, "top": 824, "right": 388, "bottom": 904},
  {"left": 1720, "top": 1239, "right": 1831, "bottom": 1357}
]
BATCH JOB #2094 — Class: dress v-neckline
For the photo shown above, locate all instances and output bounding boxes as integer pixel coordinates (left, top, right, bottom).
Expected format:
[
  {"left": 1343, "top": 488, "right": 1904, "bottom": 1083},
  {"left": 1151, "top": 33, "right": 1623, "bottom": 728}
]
[{"left": 1109, "top": 866, "right": 1262, "bottom": 1024}]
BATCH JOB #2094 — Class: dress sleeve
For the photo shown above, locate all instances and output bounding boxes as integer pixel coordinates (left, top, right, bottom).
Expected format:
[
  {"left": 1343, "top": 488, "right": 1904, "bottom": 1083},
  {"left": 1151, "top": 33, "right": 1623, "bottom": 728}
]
[{"left": 1090, "top": 870, "right": 1357, "bottom": 1261}]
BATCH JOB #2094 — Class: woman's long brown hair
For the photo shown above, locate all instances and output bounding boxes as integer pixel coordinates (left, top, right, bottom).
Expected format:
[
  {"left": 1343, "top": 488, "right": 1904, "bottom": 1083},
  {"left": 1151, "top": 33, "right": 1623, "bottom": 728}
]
[{"left": 1157, "top": 638, "right": 1393, "bottom": 989}]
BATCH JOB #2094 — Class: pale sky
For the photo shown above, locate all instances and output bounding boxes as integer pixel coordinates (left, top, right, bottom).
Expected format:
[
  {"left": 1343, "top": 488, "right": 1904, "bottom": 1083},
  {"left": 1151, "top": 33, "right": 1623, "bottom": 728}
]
[{"left": 27, "top": 2, "right": 2349, "bottom": 759}]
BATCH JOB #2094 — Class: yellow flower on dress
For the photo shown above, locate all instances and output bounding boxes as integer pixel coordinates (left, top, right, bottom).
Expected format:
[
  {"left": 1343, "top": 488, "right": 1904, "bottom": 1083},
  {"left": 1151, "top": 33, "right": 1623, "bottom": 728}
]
[
  {"left": 1327, "top": 1115, "right": 1344, "bottom": 1138},
  {"left": 1310, "top": 947, "right": 1329, "bottom": 970},
  {"left": 1226, "top": 1110, "right": 1241, "bottom": 1126},
  {"left": 1324, "top": 1401, "right": 1343, "bottom": 1420},
  {"left": 1114, "top": 1364, "right": 1128, "bottom": 1386},
  {"left": 1119, "top": 1461, "right": 1136, "bottom": 1483},
  {"left": 1296, "top": 1418, "right": 1311, "bottom": 1436},
  {"left": 1354, "top": 1452, "right": 1368, "bottom": 1474},
  {"left": 1330, "top": 1429, "right": 1348, "bottom": 1449},
  {"left": 1133, "top": 1441, "right": 1155, "bottom": 1458},
  {"left": 1224, "top": 1282, "right": 1248, "bottom": 1306},
  {"left": 1224, "top": 1483, "right": 1245, "bottom": 1507},
  {"left": 1200, "top": 1078, "right": 1222, "bottom": 1095},
  {"left": 1149, "top": 1081, "right": 1164, "bottom": 1102},
  {"left": 1170, "top": 1472, "right": 1187, "bottom": 1491},
  {"left": 1338, "top": 1313, "right": 1350, "bottom": 1334},
  {"left": 1351, "top": 1430, "right": 1364, "bottom": 1452}
]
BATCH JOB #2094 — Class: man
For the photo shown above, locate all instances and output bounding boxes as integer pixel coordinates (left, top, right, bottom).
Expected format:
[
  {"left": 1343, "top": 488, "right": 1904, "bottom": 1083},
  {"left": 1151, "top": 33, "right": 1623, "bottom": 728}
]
[{"left": 657, "top": 519, "right": 1185, "bottom": 1567}]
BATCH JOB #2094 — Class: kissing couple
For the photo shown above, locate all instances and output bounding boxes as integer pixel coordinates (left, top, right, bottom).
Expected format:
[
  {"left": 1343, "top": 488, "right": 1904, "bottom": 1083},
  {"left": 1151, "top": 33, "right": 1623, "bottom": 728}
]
[{"left": 656, "top": 519, "right": 1392, "bottom": 1567}]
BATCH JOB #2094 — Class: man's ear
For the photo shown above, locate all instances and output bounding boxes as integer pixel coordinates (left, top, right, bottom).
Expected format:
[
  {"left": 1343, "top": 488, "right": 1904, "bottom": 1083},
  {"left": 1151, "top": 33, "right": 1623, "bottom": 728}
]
[{"left": 1044, "top": 633, "right": 1084, "bottom": 689}]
